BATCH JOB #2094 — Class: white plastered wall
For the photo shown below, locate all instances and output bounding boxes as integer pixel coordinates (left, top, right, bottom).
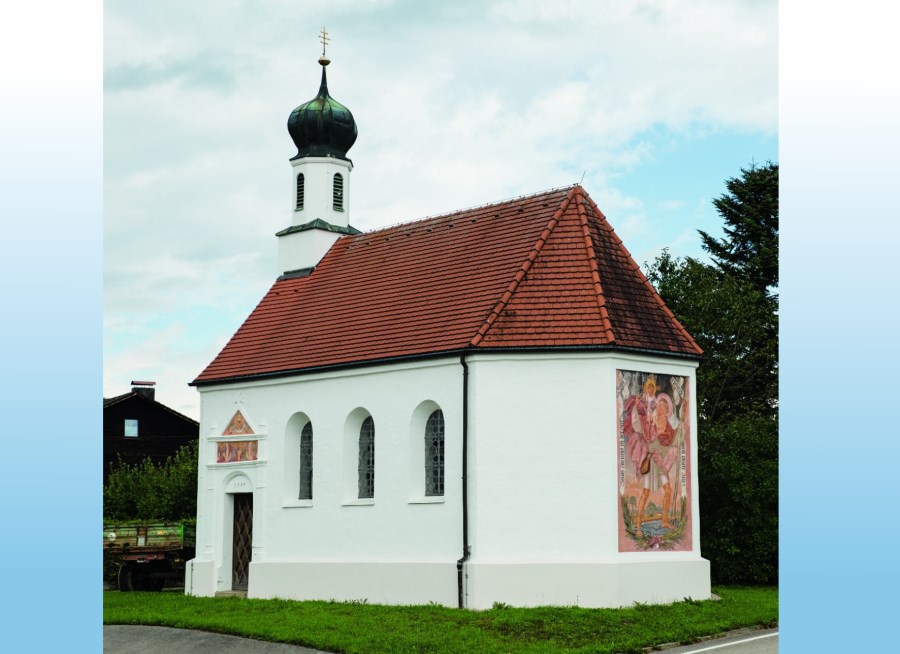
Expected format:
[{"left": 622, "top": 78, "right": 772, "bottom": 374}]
[
  {"left": 277, "top": 156, "right": 353, "bottom": 274},
  {"left": 186, "top": 350, "right": 710, "bottom": 608},
  {"left": 186, "top": 358, "right": 463, "bottom": 605},
  {"left": 463, "top": 352, "right": 709, "bottom": 609},
  {"left": 277, "top": 228, "right": 341, "bottom": 276},
  {"left": 288, "top": 156, "right": 351, "bottom": 228}
]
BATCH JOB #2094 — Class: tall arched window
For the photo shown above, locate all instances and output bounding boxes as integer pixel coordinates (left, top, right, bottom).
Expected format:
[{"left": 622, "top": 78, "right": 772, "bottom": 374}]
[
  {"left": 333, "top": 173, "right": 344, "bottom": 211},
  {"left": 298, "top": 422, "right": 313, "bottom": 500},
  {"left": 295, "top": 173, "right": 305, "bottom": 210},
  {"left": 424, "top": 410, "right": 444, "bottom": 496},
  {"left": 358, "top": 416, "right": 375, "bottom": 498}
]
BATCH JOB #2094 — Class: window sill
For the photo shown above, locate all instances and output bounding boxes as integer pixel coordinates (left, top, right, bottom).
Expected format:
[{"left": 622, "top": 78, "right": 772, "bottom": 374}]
[
  {"left": 209, "top": 434, "right": 266, "bottom": 442},
  {"left": 342, "top": 498, "right": 375, "bottom": 507},
  {"left": 206, "top": 459, "right": 267, "bottom": 469},
  {"left": 408, "top": 497, "right": 445, "bottom": 504},
  {"left": 283, "top": 499, "right": 313, "bottom": 509}
]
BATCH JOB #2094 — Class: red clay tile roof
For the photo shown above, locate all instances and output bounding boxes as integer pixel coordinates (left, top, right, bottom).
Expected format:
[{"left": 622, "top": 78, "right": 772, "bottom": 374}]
[{"left": 193, "top": 186, "right": 701, "bottom": 384}]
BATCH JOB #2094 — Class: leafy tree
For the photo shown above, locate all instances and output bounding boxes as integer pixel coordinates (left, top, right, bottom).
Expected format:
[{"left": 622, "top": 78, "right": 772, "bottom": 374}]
[
  {"left": 104, "top": 441, "right": 198, "bottom": 522},
  {"left": 699, "top": 413, "right": 778, "bottom": 584},
  {"left": 647, "top": 251, "right": 776, "bottom": 423},
  {"left": 646, "top": 162, "right": 778, "bottom": 584}
]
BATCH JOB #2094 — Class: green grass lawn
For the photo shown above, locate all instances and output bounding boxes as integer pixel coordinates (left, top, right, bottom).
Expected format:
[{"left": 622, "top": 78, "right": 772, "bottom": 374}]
[{"left": 103, "top": 586, "right": 777, "bottom": 654}]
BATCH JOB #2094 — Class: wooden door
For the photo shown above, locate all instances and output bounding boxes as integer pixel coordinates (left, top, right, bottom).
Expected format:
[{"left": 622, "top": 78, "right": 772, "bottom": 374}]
[{"left": 231, "top": 493, "right": 253, "bottom": 591}]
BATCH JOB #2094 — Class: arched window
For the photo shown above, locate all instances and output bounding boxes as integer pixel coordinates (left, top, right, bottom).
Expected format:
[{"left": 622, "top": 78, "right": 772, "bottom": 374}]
[
  {"left": 298, "top": 422, "right": 313, "bottom": 500},
  {"left": 333, "top": 173, "right": 344, "bottom": 211},
  {"left": 358, "top": 416, "right": 375, "bottom": 498},
  {"left": 424, "top": 410, "right": 444, "bottom": 496},
  {"left": 295, "top": 173, "right": 305, "bottom": 210}
]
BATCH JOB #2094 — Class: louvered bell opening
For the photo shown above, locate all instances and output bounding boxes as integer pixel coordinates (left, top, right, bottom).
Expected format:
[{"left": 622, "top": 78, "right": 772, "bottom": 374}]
[
  {"left": 333, "top": 173, "right": 344, "bottom": 211},
  {"left": 295, "top": 173, "right": 304, "bottom": 211}
]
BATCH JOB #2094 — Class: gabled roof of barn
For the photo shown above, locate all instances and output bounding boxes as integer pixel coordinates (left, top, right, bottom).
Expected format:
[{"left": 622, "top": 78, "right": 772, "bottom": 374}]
[
  {"left": 103, "top": 391, "right": 199, "bottom": 426},
  {"left": 193, "top": 185, "right": 701, "bottom": 385}
]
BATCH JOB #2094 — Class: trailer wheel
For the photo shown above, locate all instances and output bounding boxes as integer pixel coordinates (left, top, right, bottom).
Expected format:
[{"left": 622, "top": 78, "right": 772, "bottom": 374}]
[
  {"left": 142, "top": 571, "right": 165, "bottom": 592},
  {"left": 139, "top": 562, "right": 167, "bottom": 591},
  {"left": 118, "top": 562, "right": 166, "bottom": 591},
  {"left": 117, "top": 562, "right": 137, "bottom": 591}
]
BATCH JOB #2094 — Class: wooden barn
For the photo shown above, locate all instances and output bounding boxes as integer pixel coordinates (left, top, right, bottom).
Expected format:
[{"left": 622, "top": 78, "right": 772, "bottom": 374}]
[{"left": 103, "top": 381, "right": 199, "bottom": 481}]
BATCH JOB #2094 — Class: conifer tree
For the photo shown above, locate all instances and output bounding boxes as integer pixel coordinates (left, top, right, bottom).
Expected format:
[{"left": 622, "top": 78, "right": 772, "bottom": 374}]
[{"left": 699, "top": 162, "right": 779, "bottom": 295}]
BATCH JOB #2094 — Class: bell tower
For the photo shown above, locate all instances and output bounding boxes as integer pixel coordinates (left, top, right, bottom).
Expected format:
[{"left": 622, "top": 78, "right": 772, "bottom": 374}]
[{"left": 277, "top": 29, "right": 360, "bottom": 277}]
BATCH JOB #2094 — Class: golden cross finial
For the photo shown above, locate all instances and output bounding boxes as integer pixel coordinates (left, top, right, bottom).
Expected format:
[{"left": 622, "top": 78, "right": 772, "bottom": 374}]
[{"left": 319, "top": 27, "right": 330, "bottom": 56}]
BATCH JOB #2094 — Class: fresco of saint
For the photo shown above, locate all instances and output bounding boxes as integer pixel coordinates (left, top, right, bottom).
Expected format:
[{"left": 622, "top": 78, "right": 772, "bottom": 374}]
[
  {"left": 616, "top": 370, "right": 692, "bottom": 552},
  {"left": 216, "top": 440, "right": 258, "bottom": 463}
]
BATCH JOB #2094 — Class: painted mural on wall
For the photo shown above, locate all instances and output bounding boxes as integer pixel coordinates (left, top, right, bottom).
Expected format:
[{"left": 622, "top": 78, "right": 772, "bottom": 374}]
[
  {"left": 223, "top": 410, "right": 255, "bottom": 436},
  {"left": 216, "top": 440, "right": 258, "bottom": 463},
  {"left": 617, "top": 370, "right": 692, "bottom": 552},
  {"left": 216, "top": 411, "right": 258, "bottom": 463}
]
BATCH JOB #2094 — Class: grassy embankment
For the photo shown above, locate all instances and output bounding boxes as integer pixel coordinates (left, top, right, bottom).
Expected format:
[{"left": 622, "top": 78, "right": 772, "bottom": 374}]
[{"left": 104, "top": 586, "right": 776, "bottom": 654}]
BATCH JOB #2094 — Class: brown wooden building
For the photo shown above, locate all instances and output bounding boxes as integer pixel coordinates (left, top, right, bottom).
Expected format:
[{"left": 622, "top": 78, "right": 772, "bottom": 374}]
[{"left": 103, "top": 381, "right": 199, "bottom": 481}]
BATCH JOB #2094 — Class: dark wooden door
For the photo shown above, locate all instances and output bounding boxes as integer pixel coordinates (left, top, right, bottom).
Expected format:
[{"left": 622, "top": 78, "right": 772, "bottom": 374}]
[{"left": 231, "top": 493, "right": 253, "bottom": 591}]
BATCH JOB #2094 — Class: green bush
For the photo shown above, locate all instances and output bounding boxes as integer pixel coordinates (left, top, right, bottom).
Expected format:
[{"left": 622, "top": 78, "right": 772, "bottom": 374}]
[
  {"left": 698, "top": 413, "right": 778, "bottom": 584},
  {"left": 104, "top": 441, "right": 198, "bottom": 522}
]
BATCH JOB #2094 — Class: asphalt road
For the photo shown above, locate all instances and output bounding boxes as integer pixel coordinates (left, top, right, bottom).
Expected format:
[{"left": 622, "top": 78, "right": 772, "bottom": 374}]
[
  {"left": 103, "top": 625, "right": 332, "bottom": 654},
  {"left": 660, "top": 629, "right": 778, "bottom": 654},
  {"left": 103, "top": 625, "right": 778, "bottom": 654}
]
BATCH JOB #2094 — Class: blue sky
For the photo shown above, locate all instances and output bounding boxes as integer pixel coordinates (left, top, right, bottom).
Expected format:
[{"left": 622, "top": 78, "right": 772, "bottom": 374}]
[{"left": 103, "top": 0, "right": 777, "bottom": 418}]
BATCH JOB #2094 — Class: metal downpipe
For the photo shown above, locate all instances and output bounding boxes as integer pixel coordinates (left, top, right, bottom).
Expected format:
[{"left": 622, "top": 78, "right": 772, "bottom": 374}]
[{"left": 456, "top": 354, "right": 470, "bottom": 609}]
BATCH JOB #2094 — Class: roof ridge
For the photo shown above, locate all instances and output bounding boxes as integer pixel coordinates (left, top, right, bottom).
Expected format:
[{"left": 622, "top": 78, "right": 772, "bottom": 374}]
[
  {"left": 580, "top": 191, "right": 703, "bottom": 356},
  {"left": 102, "top": 392, "right": 131, "bottom": 408},
  {"left": 469, "top": 186, "right": 578, "bottom": 347},
  {"left": 352, "top": 184, "right": 579, "bottom": 237},
  {"left": 573, "top": 190, "right": 616, "bottom": 343}
]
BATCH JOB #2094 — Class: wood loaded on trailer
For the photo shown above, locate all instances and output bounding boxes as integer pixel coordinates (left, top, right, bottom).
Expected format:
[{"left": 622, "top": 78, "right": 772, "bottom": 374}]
[{"left": 104, "top": 523, "right": 195, "bottom": 591}]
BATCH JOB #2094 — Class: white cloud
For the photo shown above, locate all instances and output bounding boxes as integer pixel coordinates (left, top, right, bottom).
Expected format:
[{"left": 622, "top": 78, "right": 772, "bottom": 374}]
[{"left": 104, "top": 0, "right": 777, "bottom": 416}]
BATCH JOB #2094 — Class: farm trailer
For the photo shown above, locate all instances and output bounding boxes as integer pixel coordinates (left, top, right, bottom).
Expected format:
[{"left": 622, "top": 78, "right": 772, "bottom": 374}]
[{"left": 104, "top": 522, "right": 195, "bottom": 591}]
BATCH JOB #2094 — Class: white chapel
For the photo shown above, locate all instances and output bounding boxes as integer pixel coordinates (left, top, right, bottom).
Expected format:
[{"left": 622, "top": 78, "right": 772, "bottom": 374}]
[{"left": 185, "top": 45, "right": 712, "bottom": 609}]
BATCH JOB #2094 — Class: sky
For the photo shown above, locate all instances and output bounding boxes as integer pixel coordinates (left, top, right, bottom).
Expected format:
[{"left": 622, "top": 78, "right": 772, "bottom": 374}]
[{"left": 103, "top": 0, "right": 777, "bottom": 419}]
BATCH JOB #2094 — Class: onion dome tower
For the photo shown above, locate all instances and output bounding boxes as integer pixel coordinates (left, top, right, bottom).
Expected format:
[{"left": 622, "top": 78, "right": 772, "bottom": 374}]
[
  {"left": 287, "top": 65, "right": 357, "bottom": 160},
  {"left": 277, "top": 29, "right": 361, "bottom": 278}
]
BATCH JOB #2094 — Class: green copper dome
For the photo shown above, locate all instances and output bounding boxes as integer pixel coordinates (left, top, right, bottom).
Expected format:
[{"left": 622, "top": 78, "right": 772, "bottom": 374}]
[{"left": 287, "top": 66, "right": 357, "bottom": 161}]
